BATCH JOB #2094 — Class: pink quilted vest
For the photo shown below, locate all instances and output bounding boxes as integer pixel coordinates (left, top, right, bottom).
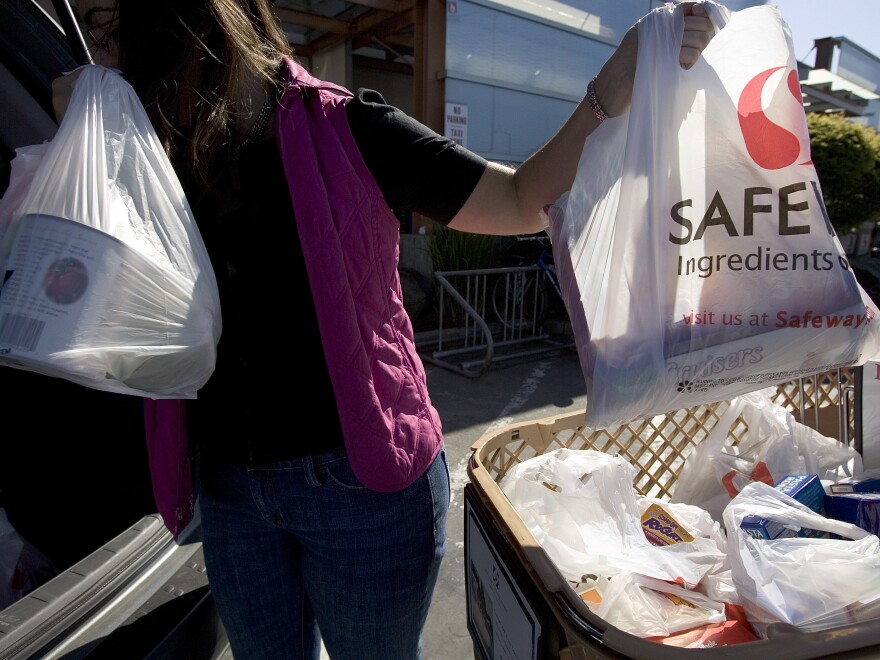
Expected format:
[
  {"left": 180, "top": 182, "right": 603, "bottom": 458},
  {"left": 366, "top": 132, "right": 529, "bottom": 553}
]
[
  {"left": 145, "top": 58, "right": 443, "bottom": 537},
  {"left": 277, "top": 58, "right": 443, "bottom": 489}
]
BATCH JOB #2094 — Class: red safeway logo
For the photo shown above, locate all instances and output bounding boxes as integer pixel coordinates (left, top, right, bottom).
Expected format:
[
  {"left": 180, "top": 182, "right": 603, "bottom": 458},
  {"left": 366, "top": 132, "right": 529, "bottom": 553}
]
[{"left": 737, "top": 66, "right": 812, "bottom": 170}]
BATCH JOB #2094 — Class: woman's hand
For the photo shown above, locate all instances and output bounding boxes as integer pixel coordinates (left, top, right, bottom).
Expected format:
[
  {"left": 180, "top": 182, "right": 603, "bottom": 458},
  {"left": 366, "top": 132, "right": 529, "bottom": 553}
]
[
  {"left": 596, "top": 2, "right": 714, "bottom": 117},
  {"left": 52, "top": 68, "right": 88, "bottom": 123},
  {"left": 679, "top": 2, "right": 715, "bottom": 69}
]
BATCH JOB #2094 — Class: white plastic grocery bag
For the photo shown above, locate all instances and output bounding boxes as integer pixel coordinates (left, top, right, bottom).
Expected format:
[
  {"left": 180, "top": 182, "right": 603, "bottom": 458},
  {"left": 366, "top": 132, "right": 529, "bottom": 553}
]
[
  {"left": 670, "top": 387, "right": 862, "bottom": 523},
  {"left": 723, "top": 481, "right": 880, "bottom": 636},
  {"left": 548, "top": 2, "right": 880, "bottom": 427},
  {"left": 0, "top": 65, "right": 221, "bottom": 399},
  {"left": 499, "top": 448, "right": 728, "bottom": 588}
]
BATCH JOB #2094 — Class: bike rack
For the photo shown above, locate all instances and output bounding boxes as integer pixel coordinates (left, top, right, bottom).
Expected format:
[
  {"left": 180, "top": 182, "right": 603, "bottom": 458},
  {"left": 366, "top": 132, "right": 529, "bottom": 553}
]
[{"left": 415, "top": 266, "right": 576, "bottom": 378}]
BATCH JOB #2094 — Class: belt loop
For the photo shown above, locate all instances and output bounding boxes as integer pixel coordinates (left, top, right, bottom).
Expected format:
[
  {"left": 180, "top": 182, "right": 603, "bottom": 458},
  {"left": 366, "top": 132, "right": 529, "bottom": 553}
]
[{"left": 303, "top": 454, "right": 323, "bottom": 487}]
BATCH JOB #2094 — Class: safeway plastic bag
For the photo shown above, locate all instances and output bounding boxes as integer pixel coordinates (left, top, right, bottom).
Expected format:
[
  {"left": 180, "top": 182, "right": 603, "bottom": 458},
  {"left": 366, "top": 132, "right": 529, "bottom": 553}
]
[
  {"left": 548, "top": 2, "right": 880, "bottom": 427},
  {"left": 0, "top": 65, "right": 220, "bottom": 399},
  {"left": 723, "top": 481, "right": 880, "bottom": 636}
]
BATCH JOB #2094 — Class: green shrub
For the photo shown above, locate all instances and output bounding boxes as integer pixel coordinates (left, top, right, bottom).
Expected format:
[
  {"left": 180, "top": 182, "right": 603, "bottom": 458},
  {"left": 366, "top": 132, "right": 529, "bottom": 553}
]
[
  {"left": 429, "top": 226, "right": 500, "bottom": 272},
  {"left": 807, "top": 113, "right": 880, "bottom": 233},
  {"left": 425, "top": 227, "right": 502, "bottom": 326}
]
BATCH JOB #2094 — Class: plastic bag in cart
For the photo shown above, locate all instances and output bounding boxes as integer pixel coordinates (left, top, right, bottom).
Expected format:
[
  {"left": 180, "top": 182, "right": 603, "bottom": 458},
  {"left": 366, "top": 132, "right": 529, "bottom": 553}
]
[
  {"left": 547, "top": 2, "right": 880, "bottom": 427},
  {"left": 0, "top": 65, "right": 221, "bottom": 399},
  {"left": 723, "top": 481, "right": 880, "bottom": 637},
  {"left": 670, "top": 387, "right": 862, "bottom": 523},
  {"left": 591, "top": 572, "right": 729, "bottom": 638},
  {"left": 500, "top": 448, "right": 728, "bottom": 588},
  {"left": 500, "top": 448, "right": 740, "bottom": 637}
]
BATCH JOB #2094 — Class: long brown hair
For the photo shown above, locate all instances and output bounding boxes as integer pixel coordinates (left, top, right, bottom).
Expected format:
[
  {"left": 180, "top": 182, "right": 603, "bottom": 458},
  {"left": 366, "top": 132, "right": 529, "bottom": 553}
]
[{"left": 117, "top": 0, "right": 292, "bottom": 182}]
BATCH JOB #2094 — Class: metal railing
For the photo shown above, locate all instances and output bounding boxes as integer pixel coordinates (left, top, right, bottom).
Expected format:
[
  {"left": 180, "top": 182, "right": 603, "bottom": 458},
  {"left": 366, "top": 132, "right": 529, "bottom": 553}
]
[
  {"left": 415, "top": 266, "right": 575, "bottom": 377},
  {"left": 772, "top": 366, "right": 861, "bottom": 450}
]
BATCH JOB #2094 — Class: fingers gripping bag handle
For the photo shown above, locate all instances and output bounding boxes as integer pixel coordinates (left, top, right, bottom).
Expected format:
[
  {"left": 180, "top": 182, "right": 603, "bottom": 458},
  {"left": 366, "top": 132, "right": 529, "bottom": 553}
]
[
  {"left": 549, "top": 2, "right": 880, "bottom": 428},
  {"left": 701, "top": 1, "right": 732, "bottom": 32},
  {"left": 0, "top": 65, "right": 221, "bottom": 399}
]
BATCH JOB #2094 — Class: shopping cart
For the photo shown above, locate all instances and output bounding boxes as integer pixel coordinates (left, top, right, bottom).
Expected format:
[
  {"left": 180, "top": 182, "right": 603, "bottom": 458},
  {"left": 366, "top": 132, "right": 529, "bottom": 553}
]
[{"left": 465, "top": 367, "right": 880, "bottom": 659}]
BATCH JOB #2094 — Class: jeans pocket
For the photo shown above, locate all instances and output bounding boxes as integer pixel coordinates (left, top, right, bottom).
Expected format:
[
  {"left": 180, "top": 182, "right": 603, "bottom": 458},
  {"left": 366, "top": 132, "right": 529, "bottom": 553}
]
[{"left": 322, "top": 455, "right": 367, "bottom": 490}]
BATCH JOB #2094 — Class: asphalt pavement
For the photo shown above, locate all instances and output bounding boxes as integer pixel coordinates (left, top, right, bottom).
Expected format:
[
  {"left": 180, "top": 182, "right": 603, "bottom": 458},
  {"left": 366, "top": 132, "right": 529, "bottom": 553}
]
[{"left": 419, "top": 345, "right": 587, "bottom": 660}]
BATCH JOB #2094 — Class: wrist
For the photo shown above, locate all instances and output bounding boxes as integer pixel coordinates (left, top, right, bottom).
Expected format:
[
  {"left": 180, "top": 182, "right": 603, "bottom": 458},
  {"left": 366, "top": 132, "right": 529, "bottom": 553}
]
[
  {"left": 593, "top": 26, "right": 637, "bottom": 118},
  {"left": 586, "top": 77, "right": 608, "bottom": 124}
]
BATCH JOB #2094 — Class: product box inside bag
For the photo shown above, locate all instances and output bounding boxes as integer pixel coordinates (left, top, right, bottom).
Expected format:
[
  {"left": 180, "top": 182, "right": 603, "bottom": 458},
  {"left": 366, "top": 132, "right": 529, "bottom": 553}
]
[
  {"left": 739, "top": 472, "right": 828, "bottom": 540},
  {"left": 774, "top": 474, "right": 825, "bottom": 513},
  {"left": 740, "top": 515, "right": 797, "bottom": 540},
  {"left": 0, "top": 213, "right": 204, "bottom": 396},
  {"left": 829, "top": 469, "right": 880, "bottom": 494},
  {"left": 825, "top": 493, "right": 880, "bottom": 536}
]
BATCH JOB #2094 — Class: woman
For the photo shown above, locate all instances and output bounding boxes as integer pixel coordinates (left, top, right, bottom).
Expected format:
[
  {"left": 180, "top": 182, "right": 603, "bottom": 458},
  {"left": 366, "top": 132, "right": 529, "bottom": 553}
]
[{"left": 55, "top": 1, "right": 714, "bottom": 658}]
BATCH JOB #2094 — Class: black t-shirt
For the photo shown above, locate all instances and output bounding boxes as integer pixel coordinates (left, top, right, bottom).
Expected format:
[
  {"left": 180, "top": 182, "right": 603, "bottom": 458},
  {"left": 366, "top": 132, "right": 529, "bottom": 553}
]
[{"left": 184, "top": 89, "right": 488, "bottom": 463}]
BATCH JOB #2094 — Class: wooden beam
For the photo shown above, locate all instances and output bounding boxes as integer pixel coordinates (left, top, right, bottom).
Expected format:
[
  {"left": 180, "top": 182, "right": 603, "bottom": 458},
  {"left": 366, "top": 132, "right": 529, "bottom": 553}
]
[
  {"left": 413, "top": 0, "right": 445, "bottom": 132},
  {"left": 295, "top": 33, "right": 345, "bottom": 58},
  {"left": 370, "top": 6, "right": 415, "bottom": 32},
  {"left": 274, "top": 7, "right": 348, "bottom": 34},
  {"left": 383, "top": 33, "right": 414, "bottom": 49},
  {"left": 350, "top": 9, "right": 400, "bottom": 35},
  {"left": 412, "top": 0, "right": 446, "bottom": 231},
  {"left": 274, "top": 2, "right": 416, "bottom": 60},
  {"left": 344, "top": 0, "right": 412, "bottom": 12},
  {"left": 351, "top": 9, "right": 415, "bottom": 51},
  {"left": 352, "top": 32, "right": 414, "bottom": 54}
]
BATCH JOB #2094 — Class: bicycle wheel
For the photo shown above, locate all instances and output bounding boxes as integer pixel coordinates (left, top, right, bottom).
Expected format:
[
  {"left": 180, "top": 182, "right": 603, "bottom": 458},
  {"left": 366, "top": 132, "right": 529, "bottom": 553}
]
[{"left": 491, "top": 270, "right": 549, "bottom": 333}]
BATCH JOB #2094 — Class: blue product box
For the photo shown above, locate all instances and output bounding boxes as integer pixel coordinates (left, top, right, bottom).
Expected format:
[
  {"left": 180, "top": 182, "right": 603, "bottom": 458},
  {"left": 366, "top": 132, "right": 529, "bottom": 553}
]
[
  {"left": 740, "top": 515, "right": 797, "bottom": 540},
  {"left": 774, "top": 474, "right": 825, "bottom": 514},
  {"left": 829, "top": 469, "right": 880, "bottom": 494},
  {"left": 824, "top": 493, "right": 880, "bottom": 536}
]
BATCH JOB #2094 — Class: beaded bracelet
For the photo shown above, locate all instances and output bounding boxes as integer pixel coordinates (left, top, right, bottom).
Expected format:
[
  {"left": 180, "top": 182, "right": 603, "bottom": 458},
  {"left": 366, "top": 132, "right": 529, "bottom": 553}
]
[{"left": 586, "top": 76, "right": 608, "bottom": 123}]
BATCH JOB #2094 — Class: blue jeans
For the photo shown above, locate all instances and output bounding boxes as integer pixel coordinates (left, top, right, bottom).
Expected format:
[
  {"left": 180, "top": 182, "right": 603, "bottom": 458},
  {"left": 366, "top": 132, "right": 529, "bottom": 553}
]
[{"left": 198, "top": 445, "right": 450, "bottom": 660}]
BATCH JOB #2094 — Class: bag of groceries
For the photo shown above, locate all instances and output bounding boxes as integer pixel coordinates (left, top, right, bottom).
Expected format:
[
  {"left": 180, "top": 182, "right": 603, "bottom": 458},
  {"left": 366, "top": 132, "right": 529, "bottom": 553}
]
[{"left": 0, "top": 65, "right": 220, "bottom": 399}]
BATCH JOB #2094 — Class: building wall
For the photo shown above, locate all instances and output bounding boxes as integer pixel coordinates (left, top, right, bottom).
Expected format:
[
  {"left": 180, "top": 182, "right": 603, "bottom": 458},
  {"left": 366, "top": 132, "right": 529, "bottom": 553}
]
[
  {"left": 442, "top": 0, "right": 877, "bottom": 164},
  {"left": 443, "top": 0, "right": 650, "bottom": 164},
  {"left": 834, "top": 39, "right": 880, "bottom": 130}
]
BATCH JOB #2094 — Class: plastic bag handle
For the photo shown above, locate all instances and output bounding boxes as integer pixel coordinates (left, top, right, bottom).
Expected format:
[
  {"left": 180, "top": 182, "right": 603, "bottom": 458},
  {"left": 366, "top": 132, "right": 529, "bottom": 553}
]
[
  {"left": 639, "top": 1, "right": 730, "bottom": 79},
  {"left": 701, "top": 0, "right": 731, "bottom": 32},
  {"left": 701, "top": 395, "right": 746, "bottom": 456},
  {"left": 731, "top": 482, "right": 872, "bottom": 541}
]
